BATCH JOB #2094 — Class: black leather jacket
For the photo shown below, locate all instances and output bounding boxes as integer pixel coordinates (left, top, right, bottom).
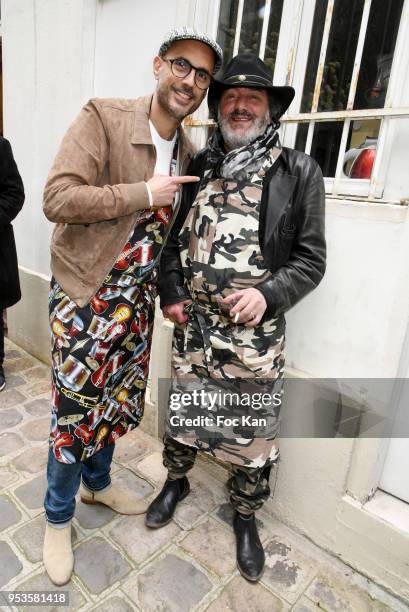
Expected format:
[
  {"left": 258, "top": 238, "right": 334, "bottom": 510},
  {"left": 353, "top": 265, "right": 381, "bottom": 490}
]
[{"left": 159, "top": 146, "right": 326, "bottom": 320}]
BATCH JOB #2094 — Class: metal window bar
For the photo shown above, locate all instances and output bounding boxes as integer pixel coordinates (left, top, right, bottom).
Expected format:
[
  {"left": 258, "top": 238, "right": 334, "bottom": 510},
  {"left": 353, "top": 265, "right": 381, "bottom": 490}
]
[
  {"left": 184, "top": 107, "right": 409, "bottom": 128},
  {"left": 259, "top": 0, "right": 272, "bottom": 59},
  {"left": 233, "top": 0, "right": 245, "bottom": 56},
  {"left": 305, "top": 0, "right": 335, "bottom": 155},
  {"left": 333, "top": 0, "right": 372, "bottom": 194},
  {"left": 279, "top": 0, "right": 310, "bottom": 148},
  {"left": 367, "top": 116, "right": 389, "bottom": 198},
  {"left": 284, "top": 0, "right": 304, "bottom": 86},
  {"left": 367, "top": 0, "right": 409, "bottom": 198}
]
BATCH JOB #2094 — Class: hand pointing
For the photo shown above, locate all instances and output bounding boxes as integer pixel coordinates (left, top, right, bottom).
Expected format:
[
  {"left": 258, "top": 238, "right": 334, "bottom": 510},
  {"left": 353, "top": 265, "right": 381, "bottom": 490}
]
[{"left": 147, "top": 175, "right": 200, "bottom": 207}]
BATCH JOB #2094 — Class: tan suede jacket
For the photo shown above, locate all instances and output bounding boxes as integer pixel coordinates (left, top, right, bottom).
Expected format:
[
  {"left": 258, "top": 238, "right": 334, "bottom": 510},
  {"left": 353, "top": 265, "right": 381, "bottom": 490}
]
[{"left": 43, "top": 95, "right": 194, "bottom": 307}]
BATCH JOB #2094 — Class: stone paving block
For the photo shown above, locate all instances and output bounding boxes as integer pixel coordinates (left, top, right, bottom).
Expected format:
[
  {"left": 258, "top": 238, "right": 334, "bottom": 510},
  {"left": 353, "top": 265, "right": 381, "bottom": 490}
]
[
  {"left": 0, "top": 496, "right": 22, "bottom": 531},
  {"left": 5, "top": 348, "right": 23, "bottom": 359},
  {"left": 134, "top": 451, "right": 168, "bottom": 484},
  {"left": 110, "top": 513, "right": 180, "bottom": 565},
  {"left": 23, "top": 366, "right": 49, "bottom": 382},
  {"left": 5, "top": 356, "right": 37, "bottom": 373},
  {"left": 112, "top": 468, "right": 154, "bottom": 499},
  {"left": 206, "top": 575, "right": 289, "bottom": 612},
  {"left": 93, "top": 595, "right": 135, "bottom": 612},
  {"left": 305, "top": 569, "right": 392, "bottom": 612},
  {"left": 0, "top": 432, "right": 25, "bottom": 456},
  {"left": 260, "top": 536, "right": 319, "bottom": 604},
  {"left": 20, "top": 418, "right": 50, "bottom": 442},
  {"left": 0, "top": 541, "right": 23, "bottom": 587},
  {"left": 136, "top": 553, "right": 212, "bottom": 612},
  {"left": 0, "top": 388, "right": 26, "bottom": 408},
  {"left": 24, "top": 398, "right": 50, "bottom": 417},
  {"left": 173, "top": 493, "right": 208, "bottom": 530},
  {"left": 0, "top": 408, "right": 23, "bottom": 431},
  {"left": 173, "top": 484, "right": 218, "bottom": 530},
  {"left": 14, "top": 473, "right": 48, "bottom": 510},
  {"left": 173, "top": 470, "right": 228, "bottom": 530},
  {"left": 75, "top": 497, "right": 116, "bottom": 529},
  {"left": 14, "top": 570, "right": 85, "bottom": 611},
  {"left": 1, "top": 373, "right": 26, "bottom": 388},
  {"left": 180, "top": 517, "right": 236, "bottom": 576},
  {"left": 191, "top": 465, "right": 228, "bottom": 504},
  {"left": 292, "top": 596, "right": 322, "bottom": 611},
  {"left": 26, "top": 380, "right": 51, "bottom": 398},
  {"left": 74, "top": 536, "right": 131, "bottom": 594},
  {"left": 113, "top": 428, "right": 155, "bottom": 463},
  {"left": 13, "top": 515, "right": 79, "bottom": 563},
  {"left": 13, "top": 446, "right": 48, "bottom": 474},
  {"left": 0, "top": 466, "right": 19, "bottom": 488}
]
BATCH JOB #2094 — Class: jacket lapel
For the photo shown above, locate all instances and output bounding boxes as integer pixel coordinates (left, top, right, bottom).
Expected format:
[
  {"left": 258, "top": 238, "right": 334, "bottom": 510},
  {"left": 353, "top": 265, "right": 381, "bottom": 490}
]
[
  {"left": 178, "top": 128, "right": 194, "bottom": 174},
  {"left": 264, "top": 169, "right": 298, "bottom": 246}
]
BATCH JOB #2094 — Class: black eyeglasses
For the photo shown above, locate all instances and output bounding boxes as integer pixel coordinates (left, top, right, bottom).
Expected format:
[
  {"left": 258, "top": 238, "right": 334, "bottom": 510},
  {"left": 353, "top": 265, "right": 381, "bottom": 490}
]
[{"left": 163, "top": 57, "right": 212, "bottom": 90}]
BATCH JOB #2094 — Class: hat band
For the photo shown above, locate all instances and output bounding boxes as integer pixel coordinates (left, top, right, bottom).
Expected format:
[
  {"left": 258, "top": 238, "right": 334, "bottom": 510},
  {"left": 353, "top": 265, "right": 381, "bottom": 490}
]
[{"left": 224, "top": 73, "right": 273, "bottom": 87}]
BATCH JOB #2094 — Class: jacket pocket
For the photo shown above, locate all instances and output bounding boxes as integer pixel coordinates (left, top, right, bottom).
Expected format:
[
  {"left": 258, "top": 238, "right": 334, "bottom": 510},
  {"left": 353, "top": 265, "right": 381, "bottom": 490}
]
[{"left": 279, "top": 208, "right": 296, "bottom": 236}]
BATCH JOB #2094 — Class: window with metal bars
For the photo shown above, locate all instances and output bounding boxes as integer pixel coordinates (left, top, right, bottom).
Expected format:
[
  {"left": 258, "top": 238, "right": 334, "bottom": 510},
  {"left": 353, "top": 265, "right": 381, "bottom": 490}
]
[{"left": 186, "top": 0, "right": 409, "bottom": 203}]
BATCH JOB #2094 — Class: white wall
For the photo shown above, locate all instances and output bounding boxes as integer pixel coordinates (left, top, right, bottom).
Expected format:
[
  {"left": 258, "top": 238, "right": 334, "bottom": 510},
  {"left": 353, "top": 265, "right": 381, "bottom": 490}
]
[
  {"left": 94, "top": 0, "right": 179, "bottom": 98},
  {"left": 2, "top": 0, "right": 98, "bottom": 277},
  {"left": 2, "top": 0, "right": 100, "bottom": 360},
  {"left": 285, "top": 199, "right": 409, "bottom": 378}
]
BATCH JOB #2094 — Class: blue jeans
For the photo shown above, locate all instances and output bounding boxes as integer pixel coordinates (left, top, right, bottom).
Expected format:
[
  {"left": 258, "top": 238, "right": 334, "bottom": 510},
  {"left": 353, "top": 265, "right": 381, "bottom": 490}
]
[{"left": 44, "top": 443, "right": 115, "bottom": 524}]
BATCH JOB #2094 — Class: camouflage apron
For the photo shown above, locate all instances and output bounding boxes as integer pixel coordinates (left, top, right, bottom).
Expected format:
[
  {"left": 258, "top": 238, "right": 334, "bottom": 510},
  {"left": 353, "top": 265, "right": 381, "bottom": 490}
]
[{"left": 170, "top": 151, "right": 285, "bottom": 468}]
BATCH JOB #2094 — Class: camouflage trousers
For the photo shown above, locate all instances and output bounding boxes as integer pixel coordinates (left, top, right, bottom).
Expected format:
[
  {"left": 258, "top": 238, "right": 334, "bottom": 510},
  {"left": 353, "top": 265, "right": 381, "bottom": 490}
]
[{"left": 163, "top": 435, "right": 272, "bottom": 515}]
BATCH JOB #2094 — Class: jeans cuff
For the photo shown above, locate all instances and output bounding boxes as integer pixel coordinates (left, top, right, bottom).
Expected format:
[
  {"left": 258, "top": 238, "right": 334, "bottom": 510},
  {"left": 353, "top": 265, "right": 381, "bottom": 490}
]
[
  {"left": 45, "top": 513, "right": 74, "bottom": 525},
  {"left": 81, "top": 478, "right": 111, "bottom": 493},
  {"left": 46, "top": 519, "right": 72, "bottom": 528}
]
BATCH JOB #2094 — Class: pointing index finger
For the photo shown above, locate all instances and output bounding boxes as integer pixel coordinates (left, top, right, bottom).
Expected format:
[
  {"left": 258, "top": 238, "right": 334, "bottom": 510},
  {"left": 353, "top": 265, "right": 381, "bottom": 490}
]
[{"left": 172, "top": 176, "right": 200, "bottom": 184}]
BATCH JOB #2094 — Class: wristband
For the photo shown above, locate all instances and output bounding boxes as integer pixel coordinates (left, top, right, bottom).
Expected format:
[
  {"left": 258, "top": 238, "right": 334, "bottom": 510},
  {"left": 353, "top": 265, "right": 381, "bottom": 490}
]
[{"left": 145, "top": 182, "right": 154, "bottom": 208}]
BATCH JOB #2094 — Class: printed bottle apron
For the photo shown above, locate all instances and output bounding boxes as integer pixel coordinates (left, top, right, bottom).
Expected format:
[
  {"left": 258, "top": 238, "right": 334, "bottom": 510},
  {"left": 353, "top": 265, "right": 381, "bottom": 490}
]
[
  {"left": 169, "top": 154, "right": 285, "bottom": 468},
  {"left": 49, "top": 139, "right": 179, "bottom": 463}
]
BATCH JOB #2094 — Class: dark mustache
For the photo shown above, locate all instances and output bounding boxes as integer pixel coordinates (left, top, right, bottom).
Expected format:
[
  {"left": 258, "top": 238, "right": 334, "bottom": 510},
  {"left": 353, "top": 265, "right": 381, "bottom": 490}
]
[
  {"left": 229, "top": 109, "right": 254, "bottom": 119},
  {"left": 174, "top": 85, "right": 194, "bottom": 97}
]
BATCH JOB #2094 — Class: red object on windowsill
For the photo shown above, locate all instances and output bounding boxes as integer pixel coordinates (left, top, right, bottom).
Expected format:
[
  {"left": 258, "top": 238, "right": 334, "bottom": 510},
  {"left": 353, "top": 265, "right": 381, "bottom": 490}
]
[{"left": 350, "top": 148, "right": 376, "bottom": 179}]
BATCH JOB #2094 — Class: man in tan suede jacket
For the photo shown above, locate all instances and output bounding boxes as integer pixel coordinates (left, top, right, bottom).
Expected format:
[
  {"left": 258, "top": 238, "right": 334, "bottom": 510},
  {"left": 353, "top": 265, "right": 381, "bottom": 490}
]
[{"left": 42, "top": 28, "right": 222, "bottom": 586}]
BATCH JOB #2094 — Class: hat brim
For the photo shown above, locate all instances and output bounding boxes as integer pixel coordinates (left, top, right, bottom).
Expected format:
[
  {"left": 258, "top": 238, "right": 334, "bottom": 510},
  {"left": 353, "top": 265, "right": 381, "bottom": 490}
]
[{"left": 207, "top": 80, "right": 295, "bottom": 119}]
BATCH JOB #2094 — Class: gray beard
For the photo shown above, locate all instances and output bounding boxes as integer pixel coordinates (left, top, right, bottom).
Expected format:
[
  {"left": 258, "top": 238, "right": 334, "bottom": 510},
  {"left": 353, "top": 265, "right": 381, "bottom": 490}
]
[{"left": 218, "top": 108, "right": 271, "bottom": 150}]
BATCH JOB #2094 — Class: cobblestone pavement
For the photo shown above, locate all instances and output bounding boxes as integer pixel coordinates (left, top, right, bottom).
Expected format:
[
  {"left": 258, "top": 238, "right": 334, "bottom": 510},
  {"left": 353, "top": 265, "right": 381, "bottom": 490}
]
[{"left": 0, "top": 339, "right": 408, "bottom": 612}]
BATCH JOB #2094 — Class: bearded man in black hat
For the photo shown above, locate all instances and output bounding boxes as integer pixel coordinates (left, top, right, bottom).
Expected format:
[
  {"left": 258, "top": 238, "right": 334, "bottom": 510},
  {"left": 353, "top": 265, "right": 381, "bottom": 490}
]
[{"left": 146, "top": 53, "right": 326, "bottom": 581}]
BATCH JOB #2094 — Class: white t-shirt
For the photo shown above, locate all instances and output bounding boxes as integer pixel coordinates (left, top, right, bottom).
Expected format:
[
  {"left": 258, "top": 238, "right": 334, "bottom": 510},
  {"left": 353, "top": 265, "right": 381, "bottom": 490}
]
[
  {"left": 145, "top": 121, "right": 178, "bottom": 208},
  {"left": 149, "top": 120, "right": 177, "bottom": 175}
]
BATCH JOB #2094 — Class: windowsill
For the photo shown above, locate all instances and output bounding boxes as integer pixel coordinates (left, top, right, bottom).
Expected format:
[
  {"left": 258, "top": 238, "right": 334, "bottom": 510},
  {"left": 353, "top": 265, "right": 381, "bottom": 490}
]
[
  {"left": 325, "top": 196, "right": 408, "bottom": 222},
  {"left": 364, "top": 489, "right": 409, "bottom": 534}
]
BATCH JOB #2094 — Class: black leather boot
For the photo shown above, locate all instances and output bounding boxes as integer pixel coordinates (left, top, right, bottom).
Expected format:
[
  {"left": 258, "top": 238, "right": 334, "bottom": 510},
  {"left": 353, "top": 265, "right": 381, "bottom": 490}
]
[
  {"left": 233, "top": 511, "right": 265, "bottom": 581},
  {"left": 145, "top": 477, "right": 190, "bottom": 528}
]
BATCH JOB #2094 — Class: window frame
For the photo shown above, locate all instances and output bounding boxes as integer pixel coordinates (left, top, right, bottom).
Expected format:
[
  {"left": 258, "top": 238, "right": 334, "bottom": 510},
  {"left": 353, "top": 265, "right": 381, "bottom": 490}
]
[{"left": 186, "top": 0, "right": 409, "bottom": 203}]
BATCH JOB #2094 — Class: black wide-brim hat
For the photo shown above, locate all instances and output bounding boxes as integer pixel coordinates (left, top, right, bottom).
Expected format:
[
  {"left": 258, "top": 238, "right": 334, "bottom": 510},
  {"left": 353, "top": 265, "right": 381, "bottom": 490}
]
[{"left": 208, "top": 53, "right": 295, "bottom": 120}]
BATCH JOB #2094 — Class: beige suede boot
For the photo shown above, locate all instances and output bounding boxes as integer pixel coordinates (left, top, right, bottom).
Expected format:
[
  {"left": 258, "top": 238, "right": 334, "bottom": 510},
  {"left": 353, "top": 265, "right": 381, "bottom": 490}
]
[
  {"left": 80, "top": 482, "right": 148, "bottom": 514},
  {"left": 43, "top": 522, "right": 74, "bottom": 586}
]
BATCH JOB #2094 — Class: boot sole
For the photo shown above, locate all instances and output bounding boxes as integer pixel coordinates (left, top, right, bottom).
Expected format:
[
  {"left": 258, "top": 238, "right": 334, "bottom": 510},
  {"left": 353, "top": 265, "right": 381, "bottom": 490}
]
[
  {"left": 145, "top": 486, "right": 190, "bottom": 529},
  {"left": 80, "top": 496, "right": 147, "bottom": 515}
]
